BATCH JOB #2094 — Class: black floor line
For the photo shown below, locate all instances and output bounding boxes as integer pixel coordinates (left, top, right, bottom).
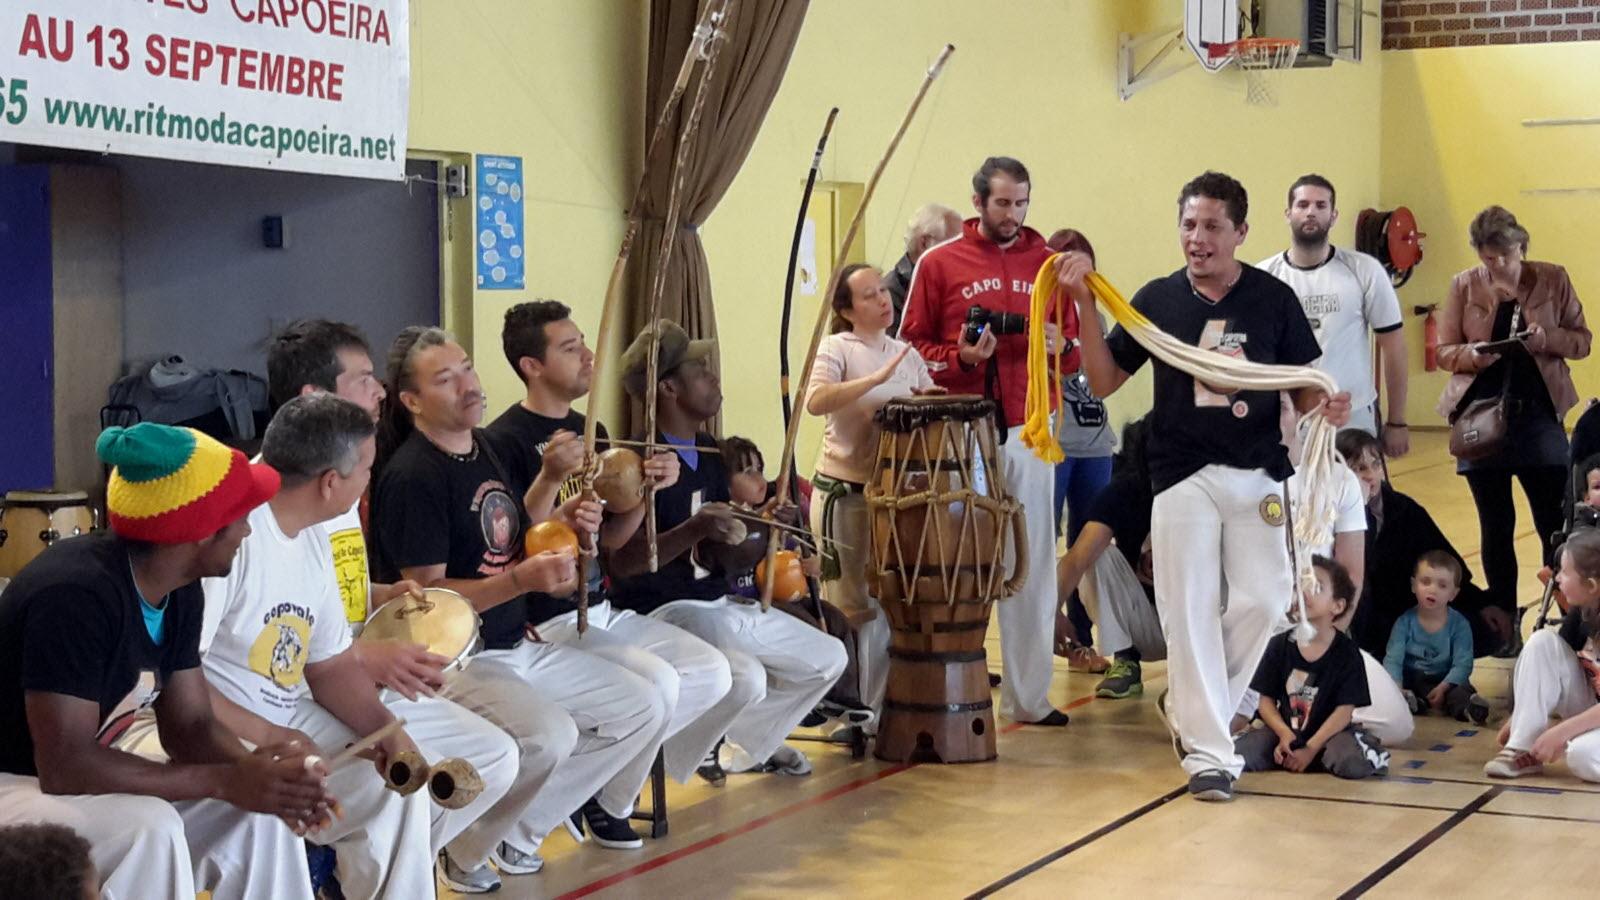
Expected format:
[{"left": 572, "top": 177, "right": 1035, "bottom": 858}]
[
  {"left": 963, "top": 786, "right": 1187, "bottom": 898},
  {"left": 1337, "top": 786, "right": 1504, "bottom": 899},
  {"left": 1236, "top": 788, "right": 1458, "bottom": 813},
  {"left": 1385, "top": 773, "right": 1600, "bottom": 795},
  {"left": 1479, "top": 808, "right": 1600, "bottom": 825}
]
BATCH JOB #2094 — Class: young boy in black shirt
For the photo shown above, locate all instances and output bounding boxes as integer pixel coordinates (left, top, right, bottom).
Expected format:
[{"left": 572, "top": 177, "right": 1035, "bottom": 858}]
[{"left": 1236, "top": 556, "right": 1390, "bottom": 779}]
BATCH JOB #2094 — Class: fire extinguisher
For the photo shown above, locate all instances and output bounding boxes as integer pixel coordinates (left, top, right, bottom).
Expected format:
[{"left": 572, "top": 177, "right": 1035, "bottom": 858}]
[{"left": 1415, "top": 304, "right": 1439, "bottom": 372}]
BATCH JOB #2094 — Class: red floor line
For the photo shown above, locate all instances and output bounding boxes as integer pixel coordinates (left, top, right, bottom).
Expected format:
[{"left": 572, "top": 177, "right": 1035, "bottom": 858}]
[{"left": 554, "top": 690, "right": 1104, "bottom": 898}]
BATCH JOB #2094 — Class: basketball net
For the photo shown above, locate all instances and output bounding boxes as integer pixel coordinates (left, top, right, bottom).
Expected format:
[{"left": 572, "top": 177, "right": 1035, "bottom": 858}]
[{"left": 1211, "top": 38, "right": 1300, "bottom": 106}]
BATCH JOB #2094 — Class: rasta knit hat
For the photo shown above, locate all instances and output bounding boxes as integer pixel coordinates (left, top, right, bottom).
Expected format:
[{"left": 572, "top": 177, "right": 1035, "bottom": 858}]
[{"left": 97, "top": 423, "right": 280, "bottom": 544}]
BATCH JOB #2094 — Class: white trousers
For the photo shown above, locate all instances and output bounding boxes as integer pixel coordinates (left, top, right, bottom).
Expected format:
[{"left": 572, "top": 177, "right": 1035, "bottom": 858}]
[
  {"left": 540, "top": 600, "right": 735, "bottom": 787},
  {"left": 450, "top": 640, "right": 663, "bottom": 855},
  {"left": 995, "top": 424, "right": 1062, "bottom": 721},
  {"left": 0, "top": 773, "right": 309, "bottom": 900},
  {"left": 115, "top": 692, "right": 512, "bottom": 900},
  {"left": 1085, "top": 549, "right": 1166, "bottom": 661},
  {"left": 653, "top": 596, "right": 848, "bottom": 764},
  {"left": 809, "top": 488, "right": 890, "bottom": 716},
  {"left": 1507, "top": 629, "right": 1600, "bottom": 781},
  {"left": 1154, "top": 465, "right": 1293, "bottom": 779}
]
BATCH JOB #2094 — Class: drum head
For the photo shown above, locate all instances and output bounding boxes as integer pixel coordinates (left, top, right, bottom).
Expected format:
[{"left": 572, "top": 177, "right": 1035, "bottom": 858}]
[
  {"left": 363, "top": 588, "right": 480, "bottom": 663},
  {"left": 3, "top": 490, "right": 90, "bottom": 509},
  {"left": 875, "top": 395, "right": 994, "bottom": 433}
]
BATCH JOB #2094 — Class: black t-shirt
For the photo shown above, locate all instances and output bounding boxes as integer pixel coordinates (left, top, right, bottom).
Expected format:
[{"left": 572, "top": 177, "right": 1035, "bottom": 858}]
[
  {"left": 1086, "top": 473, "right": 1153, "bottom": 576},
  {"left": 1106, "top": 266, "right": 1320, "bottom": 494},
  {"left": 609, "top": 432, "right": 730, "bottom": 615},
  {"left": 1249, "top": 629, "right": 1370, "bottom": 746},
  {"left": 484, "top": 404, "right": 611, "bottom": 624},
  {"left": 0, "top": 533, "right": 204, "bottom": 776},
  {"left": 371, "top": 430, "right": 530, "bottom": 650}
]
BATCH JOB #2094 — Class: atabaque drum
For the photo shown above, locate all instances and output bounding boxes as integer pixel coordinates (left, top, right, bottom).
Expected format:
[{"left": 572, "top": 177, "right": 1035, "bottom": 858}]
[
  {"left": 362, "top": 587, "right": 483, "bottom": 682},
  {"left": 865, "top": 396, "right": 1027, "bottom": 764},
  {"left": 0, "top": 491, "right": 97, "bottom": 579}
]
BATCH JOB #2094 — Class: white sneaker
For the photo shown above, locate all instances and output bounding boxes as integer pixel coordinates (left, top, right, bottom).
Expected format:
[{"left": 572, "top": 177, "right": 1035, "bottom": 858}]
[{"left": 1483, "top": 748, "right": 1543, "bottom": 779}]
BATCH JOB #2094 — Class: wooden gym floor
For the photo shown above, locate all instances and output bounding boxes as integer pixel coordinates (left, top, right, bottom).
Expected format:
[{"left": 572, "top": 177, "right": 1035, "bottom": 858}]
[{"left": 451, "top": 432, "right": 1600, "bottom": 899}]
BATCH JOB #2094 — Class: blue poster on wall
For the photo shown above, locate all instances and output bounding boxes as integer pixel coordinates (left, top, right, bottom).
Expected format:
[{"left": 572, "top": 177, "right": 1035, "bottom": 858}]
[{"left": 475, "top": 155, "right": 525, "bottom": 290}]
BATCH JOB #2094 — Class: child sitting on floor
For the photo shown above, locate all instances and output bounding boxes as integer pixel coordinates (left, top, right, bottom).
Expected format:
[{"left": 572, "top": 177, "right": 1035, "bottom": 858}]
[
  {"left": 1235, "top": 556, "right": 1390, "bottom": 780},
  {"left": 1485, "top": 529, "right": 1600, "bottom": 781},
  {"left": 1383, "top": 550, "right": 1490, "bottom": 724}
]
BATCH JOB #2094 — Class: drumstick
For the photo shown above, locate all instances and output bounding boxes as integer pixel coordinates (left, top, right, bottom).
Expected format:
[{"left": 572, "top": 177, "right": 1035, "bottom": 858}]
[
  {"left": 323, "top": 719, "right": 408, "bottom": 769},
  {"left": 723, "top": 509, "right": 853, "bottom": 551},
  {"left": 603, "top": 438, "right": 723, "bottom": 454}
]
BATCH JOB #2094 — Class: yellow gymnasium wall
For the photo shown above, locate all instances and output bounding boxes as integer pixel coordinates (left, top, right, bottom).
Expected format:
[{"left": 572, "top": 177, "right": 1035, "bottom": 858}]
[
  {"left": 704, "top": 0, "right": 1385, "bottom": 475},
  {"left": 1380, "top": 43, "right": 1600, "bottom": 430},
  {"left": 408, "top": 0, "right": 647, "bottom": 428}
]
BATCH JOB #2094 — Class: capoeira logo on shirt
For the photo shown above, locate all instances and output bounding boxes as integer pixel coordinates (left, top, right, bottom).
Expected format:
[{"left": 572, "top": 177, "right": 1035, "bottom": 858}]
[
  {"left": 247, "top": 607, "right": 314, "bottom": 690},
  {"left": 1286, "top": 668, "right": 1319, "bottom": 733},
  {"left": 472, "top": 481, "right": 519, "bottom": 575},
  {"left": 329, "top": 526, "right": 369, "bottom": 624},
  {"left": 1300, "top": 292, "right": 1340, "bottom": 340},
  {"left": 1194, "top": 320, "right": 1248, "bottom": 409}
]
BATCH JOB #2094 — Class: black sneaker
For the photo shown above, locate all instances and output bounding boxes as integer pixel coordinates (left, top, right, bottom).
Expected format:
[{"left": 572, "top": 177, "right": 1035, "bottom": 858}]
[
  {"left": 696, "top": 739, "right": 727, "bottom": 787},
  {"left": 1467, "top": 693, "right": 1491, "bottom": 726},
  {"left": 580, "top": 798, "right": 644, "bottom": 849},
  {"left": 799, "top": 709, "right": 828, "bottom": 728},
  {"left": 1187, "top": 769, "right": 1235, "bottom": 802}
]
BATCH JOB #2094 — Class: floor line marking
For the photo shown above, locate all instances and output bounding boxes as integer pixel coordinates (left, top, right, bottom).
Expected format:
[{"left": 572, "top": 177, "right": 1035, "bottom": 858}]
[{"left": 1337, "top": 785, "right": 1503, "bottom": 898}]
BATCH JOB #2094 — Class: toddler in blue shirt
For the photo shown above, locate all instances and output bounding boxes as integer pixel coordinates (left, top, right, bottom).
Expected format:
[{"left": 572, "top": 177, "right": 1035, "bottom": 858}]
[{"left": 1383, "top": 550, "right": 1489, "bottom": 724}]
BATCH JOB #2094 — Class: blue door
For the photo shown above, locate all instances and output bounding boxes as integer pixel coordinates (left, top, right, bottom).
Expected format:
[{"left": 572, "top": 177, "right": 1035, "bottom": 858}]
[{"left": 0, "top": 166, "right": 55, "bottom": 491}]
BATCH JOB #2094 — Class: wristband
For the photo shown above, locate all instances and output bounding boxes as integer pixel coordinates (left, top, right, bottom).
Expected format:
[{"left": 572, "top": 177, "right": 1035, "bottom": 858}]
[{"left": 1385, "top": 422, "right": 1408, "bottom": 429}]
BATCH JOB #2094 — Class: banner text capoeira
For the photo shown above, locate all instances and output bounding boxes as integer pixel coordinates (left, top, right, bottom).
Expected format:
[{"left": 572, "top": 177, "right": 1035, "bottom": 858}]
[{"left": 0, "top": 1, "right": 409, "bottom": 180}]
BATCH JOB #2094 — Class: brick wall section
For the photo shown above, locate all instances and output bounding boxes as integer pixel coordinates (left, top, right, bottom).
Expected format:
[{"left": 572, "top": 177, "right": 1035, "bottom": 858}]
[{"left": 1383, "top": 0, "right": 1600, "bottom": 48}]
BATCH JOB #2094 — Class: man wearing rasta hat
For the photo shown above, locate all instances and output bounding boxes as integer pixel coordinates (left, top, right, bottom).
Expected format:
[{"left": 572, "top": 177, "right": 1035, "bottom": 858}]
[{"left": 0, "top": 423, "right": 334, "bottom": 900}]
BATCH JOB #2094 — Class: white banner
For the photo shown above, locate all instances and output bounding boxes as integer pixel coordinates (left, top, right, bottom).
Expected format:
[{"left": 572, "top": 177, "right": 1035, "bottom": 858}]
[{"left": 0, "top": 1, "right": 409, "bottom": 180}]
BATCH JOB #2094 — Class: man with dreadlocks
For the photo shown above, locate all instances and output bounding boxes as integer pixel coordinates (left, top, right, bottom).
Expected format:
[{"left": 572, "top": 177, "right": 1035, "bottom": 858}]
[{"left": 369, "top": 327, "right": 664, "bottom": 891}]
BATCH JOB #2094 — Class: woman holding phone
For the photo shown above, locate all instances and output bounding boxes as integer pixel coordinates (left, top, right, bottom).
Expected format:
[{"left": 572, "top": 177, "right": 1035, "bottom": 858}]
[{"left": 1437, "top": 205, "right": 1591, "bottom": 651}]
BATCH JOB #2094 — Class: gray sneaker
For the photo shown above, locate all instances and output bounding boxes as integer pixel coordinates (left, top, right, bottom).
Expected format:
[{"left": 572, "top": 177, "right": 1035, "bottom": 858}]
[
  {"left": 1095, "top": 659, "right": 1143, "bottom": 699},
  {"left": 436, "top": 851, "right": 504, "bottom": 894},
  {"left": 1187, "top": 768, "right": 1235, "bottom": 802},
  {"left": 490, "top": 841, "right": 545, "bottom": 876}
]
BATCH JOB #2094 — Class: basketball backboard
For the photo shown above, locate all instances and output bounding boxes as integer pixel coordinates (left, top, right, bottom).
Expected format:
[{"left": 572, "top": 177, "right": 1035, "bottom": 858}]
[{"left": 1185, "top": 0, "right": 1240, "bottom": 71}]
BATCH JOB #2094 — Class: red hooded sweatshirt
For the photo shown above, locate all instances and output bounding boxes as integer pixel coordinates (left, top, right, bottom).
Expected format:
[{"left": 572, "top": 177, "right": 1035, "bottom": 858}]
[{"left": 898, "top": 218, "right": 1080, "bottom": 428}]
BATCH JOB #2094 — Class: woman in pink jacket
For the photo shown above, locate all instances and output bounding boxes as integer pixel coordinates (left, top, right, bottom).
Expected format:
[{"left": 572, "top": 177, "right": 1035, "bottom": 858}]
[{"left": 1437, "top": 205, "right": 1591, "bottom": 652}]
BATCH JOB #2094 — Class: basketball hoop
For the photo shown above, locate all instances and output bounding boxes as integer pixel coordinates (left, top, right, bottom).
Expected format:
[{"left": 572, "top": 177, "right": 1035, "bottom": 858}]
[{"left": 1208, "top": 38, "right": 1300, "bottom": 106}]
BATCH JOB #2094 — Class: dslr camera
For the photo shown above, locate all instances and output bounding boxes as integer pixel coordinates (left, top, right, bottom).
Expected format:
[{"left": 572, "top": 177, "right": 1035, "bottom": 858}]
[{"left": 963, "top": 305, "right": 1027, "bottom": 344}]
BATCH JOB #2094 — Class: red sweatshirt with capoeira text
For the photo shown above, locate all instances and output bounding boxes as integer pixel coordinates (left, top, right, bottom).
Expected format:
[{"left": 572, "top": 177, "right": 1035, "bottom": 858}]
[{"left": 898, "top": 219, "right": 1079, "bottom": 428}]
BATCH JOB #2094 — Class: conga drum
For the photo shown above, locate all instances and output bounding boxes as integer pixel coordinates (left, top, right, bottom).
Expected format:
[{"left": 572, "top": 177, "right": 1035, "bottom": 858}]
[
  {"left": 0, "top": 491, "right": 98, "bottom": 578},
  {"left": 866, "top": 396, "right": 1027, "bottom": 763}
]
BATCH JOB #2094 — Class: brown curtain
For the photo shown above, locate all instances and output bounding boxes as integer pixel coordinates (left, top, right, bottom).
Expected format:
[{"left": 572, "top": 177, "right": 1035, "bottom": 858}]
[{"left": 626, "top": 0, "right": 811, "bottom": 436}]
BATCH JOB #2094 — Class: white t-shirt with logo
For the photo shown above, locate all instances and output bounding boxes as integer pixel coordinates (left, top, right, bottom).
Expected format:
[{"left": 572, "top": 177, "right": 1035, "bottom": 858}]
[
  {"left": 200, "top": 503, "right": 351, "bottom": 726},
  {"left": 1258, "top": 247, "right": 1402, "bottom": 414},
  {"left": 323, "top": 501, "right": 371, "bottom": 625}
]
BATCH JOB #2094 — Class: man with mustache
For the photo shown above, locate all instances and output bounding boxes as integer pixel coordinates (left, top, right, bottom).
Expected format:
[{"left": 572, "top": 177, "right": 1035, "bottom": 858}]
[{"left": 1258, "top": 174, "right": 1409, "bottom": 456}]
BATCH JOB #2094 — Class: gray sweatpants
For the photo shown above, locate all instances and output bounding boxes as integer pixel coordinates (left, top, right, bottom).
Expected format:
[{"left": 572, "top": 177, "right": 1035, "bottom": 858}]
[{"left": 1234, "top": 724, "right": 1390, "bottom": 779}]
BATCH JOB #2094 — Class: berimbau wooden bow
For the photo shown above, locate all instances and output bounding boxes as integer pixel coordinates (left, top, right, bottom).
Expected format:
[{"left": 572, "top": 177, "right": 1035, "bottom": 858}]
[
  {"left": 641, "top": 0, "right": 736, "bottom": 573},
  {"left": 579, "top": 0, "right": 729, "bottom": 631},
  {"left": 760, "top": 44, "right": 956, "bottom": 610}
]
